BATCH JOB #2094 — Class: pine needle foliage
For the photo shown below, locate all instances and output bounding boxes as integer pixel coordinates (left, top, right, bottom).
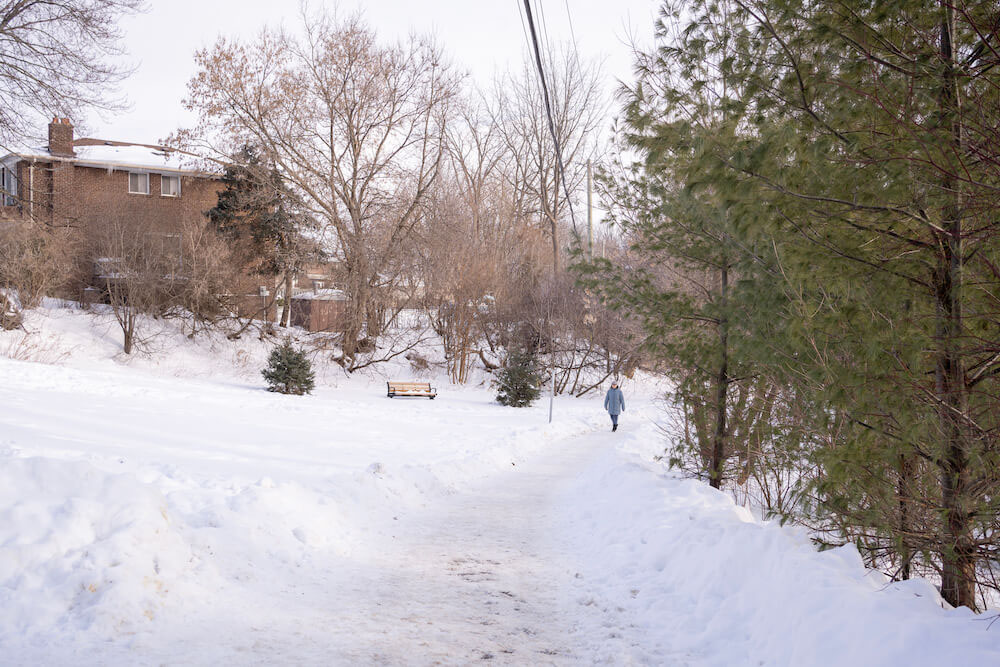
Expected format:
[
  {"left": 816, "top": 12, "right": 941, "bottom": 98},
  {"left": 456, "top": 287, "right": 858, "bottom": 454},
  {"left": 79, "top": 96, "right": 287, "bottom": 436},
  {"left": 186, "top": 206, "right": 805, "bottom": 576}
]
[
  {"left": 208, "top": 144, "right": 307, "bottom": 278},
  {"left": 580, "top": 0, "right": 1000, "bottom": 610},
  {"left": 262, "top": 339, "right": 316, "bottom": 395},
  {"left": 495, "top": 348, "right": 543, "bottom": 407}
]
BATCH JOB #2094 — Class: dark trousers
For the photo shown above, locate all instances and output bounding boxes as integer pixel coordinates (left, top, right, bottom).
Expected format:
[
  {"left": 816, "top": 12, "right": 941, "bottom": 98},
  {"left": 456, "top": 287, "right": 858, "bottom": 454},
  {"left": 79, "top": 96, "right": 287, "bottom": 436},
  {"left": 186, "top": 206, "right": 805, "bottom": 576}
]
[{"left": 610, "top": 413, "right": 619, "bottom": 427}]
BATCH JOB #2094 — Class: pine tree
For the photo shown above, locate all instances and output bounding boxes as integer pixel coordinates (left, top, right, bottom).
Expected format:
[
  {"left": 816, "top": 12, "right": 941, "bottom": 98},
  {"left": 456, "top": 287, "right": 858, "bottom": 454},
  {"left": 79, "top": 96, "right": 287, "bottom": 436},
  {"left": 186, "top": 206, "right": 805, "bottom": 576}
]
[
  {"left": 597, "top": 0, "right": 1000, "bottom": 610},
  {"left": 495, "top": 348, "right": 542, "bottom": 407},
  {"left": 575, "top": 2, "right": 778, "bottom": 491},
  {"left": 209, "top": 145, "right": 315, "bottom": 327},
  {"left": 262, "top": 340, "right": 316, "bottom": 395}
]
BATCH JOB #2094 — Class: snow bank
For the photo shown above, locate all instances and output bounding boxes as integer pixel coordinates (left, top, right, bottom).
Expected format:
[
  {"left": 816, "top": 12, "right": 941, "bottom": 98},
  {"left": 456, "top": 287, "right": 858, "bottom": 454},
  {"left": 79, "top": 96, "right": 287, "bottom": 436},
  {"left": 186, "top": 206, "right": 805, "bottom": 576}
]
[
  {"left": 558, "top": 421, "right": 1000, "bottom": 665},
  {"left": 1, "top": 300, "right": 316, "bottom": 383},
  {"left": 0, "top": 457, "right": 200, "bottom": 642}
]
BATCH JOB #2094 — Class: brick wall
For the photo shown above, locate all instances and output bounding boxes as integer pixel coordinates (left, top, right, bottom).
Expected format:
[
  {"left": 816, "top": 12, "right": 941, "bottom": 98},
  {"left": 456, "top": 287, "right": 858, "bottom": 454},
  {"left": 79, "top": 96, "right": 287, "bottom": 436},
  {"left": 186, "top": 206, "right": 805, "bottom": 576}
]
[
  {"left": 70, "top": 166, "right": 221, "bottom": 234},
  {"left": 50, "top": 161, "right": 76, "bottom": 226}
]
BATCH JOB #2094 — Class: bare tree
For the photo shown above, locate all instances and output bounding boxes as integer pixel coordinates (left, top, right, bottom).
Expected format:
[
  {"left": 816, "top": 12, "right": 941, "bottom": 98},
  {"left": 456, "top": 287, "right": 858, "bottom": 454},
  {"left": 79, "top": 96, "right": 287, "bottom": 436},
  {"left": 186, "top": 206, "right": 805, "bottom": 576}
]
[
  {"left": 420, "top": 179, "right": 503, "bottom": 384},
  {"left": 0, "top": 0, "right": 144, "bottom": 148},
  {"left": 173, "top": 213, "right": 243, "bottom": 335},
  {"left": 93, "top": 203, "right": 240, "bottom": 352},
  {"left": 179, "top": 7, "right": 461, "bottom": 368},
  {"left": 446, "top": 101, "right": 504, "bottom": 236},
  {"left": 95, "top": 218, "right": 171, "bottom": 354},
  {"left": 492, "top": 46, "right": 605, "bottom": 273}
]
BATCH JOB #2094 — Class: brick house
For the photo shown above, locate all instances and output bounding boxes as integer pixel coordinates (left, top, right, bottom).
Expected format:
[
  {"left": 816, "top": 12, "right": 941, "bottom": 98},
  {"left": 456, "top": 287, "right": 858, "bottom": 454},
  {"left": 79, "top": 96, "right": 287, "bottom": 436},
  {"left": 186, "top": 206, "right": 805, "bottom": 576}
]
[
  {"left": 0, "top": 118, "right": 352, "bottom": 330},
  {"left": 1, "top": 118, "right": 223, "bottom": 288}
]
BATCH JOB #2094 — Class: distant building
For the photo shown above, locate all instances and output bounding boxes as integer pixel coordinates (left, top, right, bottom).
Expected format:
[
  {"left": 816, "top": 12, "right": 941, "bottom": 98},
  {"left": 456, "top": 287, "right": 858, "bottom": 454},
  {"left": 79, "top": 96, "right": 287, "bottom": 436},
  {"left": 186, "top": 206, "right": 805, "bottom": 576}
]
[
  {"left": 1, "top": 117, "right": 223, "bottom": 291},
  {"left": 0, "top": 118, "right": 354, "bottom": 330},
  {"left": 290, "top": 288, "right": 349, "bottom": 333},
  {"left": 1, "top": 117, "right": 222, "bottom": 227}
]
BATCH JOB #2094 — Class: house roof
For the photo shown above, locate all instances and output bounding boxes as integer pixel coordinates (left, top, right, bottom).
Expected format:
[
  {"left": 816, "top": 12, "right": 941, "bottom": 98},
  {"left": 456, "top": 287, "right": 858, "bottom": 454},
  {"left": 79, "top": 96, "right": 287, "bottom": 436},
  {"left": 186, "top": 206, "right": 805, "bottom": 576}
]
[
  {"left": 2, "top": 140, "right": 219, "bottom": 177},
  {"left": 292, "top": 288, "right": 349, "bottom": 301}
]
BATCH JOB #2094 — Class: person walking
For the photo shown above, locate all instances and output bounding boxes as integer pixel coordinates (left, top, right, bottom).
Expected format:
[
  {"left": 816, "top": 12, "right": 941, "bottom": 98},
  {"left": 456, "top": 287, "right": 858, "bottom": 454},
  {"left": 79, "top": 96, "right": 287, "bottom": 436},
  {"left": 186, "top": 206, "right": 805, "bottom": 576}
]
[{"left": 604, "top": 381, "right": 625, "bottom": 432}]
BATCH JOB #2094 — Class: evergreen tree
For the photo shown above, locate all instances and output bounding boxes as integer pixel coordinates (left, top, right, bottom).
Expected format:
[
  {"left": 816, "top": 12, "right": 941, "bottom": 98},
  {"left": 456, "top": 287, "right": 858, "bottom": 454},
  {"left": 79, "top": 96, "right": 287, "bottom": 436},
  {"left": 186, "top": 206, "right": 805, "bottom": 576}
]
[
  {"left": 590, "top": 0, "right": 1000, "bottom": 609},
  {"left": 495, "top": 348, "right": 543, "bottom": 407},
  {"left": 576, "top": 2, "right": 779, "bottom": 491},
  {"left": 262, "top": 340, "right": 316, "bottom": 395},
  {"left": 209, "top": 145, "right": 315, "bottom": 327},
  {"left": 704, "top": 0, "right": 999, "bottom": 612}
]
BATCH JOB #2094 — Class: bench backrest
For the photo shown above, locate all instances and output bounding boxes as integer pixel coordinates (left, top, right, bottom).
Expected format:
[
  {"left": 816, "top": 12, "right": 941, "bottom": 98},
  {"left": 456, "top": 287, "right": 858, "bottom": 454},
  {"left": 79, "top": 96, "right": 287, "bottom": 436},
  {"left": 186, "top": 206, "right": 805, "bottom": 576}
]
[{"left": 388, "top": 381, "right": 432, "bottom": 390}]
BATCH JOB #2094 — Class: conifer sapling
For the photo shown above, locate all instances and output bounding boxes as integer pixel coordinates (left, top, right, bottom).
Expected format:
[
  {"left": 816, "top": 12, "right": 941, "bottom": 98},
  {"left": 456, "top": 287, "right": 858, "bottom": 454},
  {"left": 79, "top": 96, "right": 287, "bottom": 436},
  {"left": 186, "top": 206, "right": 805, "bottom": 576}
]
[
  {"left": 262, "top": 339, "right": 316, "bottom": 395},
  {"left": 495, "top": 348, "right": 542, "bottom": 407}
]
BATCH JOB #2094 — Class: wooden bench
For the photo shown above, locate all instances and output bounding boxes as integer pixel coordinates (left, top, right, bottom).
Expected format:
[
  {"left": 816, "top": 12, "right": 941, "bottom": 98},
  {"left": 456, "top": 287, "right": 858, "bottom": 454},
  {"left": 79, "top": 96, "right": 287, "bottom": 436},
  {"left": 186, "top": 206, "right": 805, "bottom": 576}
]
[{"left": 386, "top": 381, "right": 437, "bottom": 399}]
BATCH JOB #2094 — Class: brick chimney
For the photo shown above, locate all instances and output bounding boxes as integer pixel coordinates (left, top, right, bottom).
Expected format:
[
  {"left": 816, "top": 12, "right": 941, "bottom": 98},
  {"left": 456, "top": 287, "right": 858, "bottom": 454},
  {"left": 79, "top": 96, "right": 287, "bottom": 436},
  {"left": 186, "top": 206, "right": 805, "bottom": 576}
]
[{"left": 48, "top": 117, "right": 75, "bottom": 157}]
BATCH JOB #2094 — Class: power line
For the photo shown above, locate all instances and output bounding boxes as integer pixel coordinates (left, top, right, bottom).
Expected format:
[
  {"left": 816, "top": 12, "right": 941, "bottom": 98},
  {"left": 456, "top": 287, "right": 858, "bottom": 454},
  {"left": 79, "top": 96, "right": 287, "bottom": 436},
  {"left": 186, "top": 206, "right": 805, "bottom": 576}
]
[
  {"left": 515, "top": 1, "right": 534, "bottom": 70},
  {"left": 520, "top": 0, "right": 580, "bottom": 241},
  {"left": 534, "top": 0, "right": 553, "bottom": 60},
  {"left": 564, "top": 0, "right": 580, "bottom": 52}
]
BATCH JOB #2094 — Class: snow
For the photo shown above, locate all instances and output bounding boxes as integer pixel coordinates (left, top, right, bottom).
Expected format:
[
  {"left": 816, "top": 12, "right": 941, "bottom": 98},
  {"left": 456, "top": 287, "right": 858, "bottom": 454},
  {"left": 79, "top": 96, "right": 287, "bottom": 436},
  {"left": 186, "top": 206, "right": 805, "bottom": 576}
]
[
  {"left": 0, "top": 302, "right": 998, "bottom": 664},
  {"left": 73, "top": 144, "right": 192, "bottom": 171},
  {"left": 557, "top": 427, "right": 1000, "bottom": 664},
  {"left": 3, "top": 143, "right": 209, "bottom": 174},
  {"left": 292, "top": 288, "right": 349, "bottom": 301}
]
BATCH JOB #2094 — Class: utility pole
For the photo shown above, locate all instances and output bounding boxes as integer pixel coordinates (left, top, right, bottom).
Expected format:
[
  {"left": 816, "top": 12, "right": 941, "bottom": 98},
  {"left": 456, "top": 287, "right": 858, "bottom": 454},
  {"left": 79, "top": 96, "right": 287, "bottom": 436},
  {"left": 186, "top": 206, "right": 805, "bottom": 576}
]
[
  {"left": 549, "top": 365, "right": 555, "bottom": 423},
  {"left": 548, "top": 298, "right": 555, "bottom": 424},
  {"left": 587, "top": 159, "right": 593, "bottom": 258}
]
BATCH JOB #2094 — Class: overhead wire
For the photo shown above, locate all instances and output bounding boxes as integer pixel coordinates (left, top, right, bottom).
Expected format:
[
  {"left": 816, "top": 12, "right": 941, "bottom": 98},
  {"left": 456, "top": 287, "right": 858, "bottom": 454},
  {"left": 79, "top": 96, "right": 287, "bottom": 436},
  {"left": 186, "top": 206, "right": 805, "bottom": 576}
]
[
  {"left": 519, "top": 0, "right": 583, "bottom": 425},
  {"left": 520, "top": 0, "right": 581, "bottom": 242},
  {"left": 564, "top": 0, "right": 579, "bottom": 53},
  {"left": 535, "top": 0, "right": 554, "bottom": 59},
  {"left": 515, "top": 1, "right": 534, "bottom": 69}
]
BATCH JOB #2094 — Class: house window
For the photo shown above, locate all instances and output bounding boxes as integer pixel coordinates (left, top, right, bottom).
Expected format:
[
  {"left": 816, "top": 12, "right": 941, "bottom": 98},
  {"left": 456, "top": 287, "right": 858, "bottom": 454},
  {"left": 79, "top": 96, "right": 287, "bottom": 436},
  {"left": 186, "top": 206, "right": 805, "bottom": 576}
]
[
  {"left": 161, "top": 175, "right": 180, "bottom": 197},
  {"left": 128, "top": 172, "right": 149, "bottom": 194},
  {"left": 1, "top": 166, "right": 16, "bottom": 206}
]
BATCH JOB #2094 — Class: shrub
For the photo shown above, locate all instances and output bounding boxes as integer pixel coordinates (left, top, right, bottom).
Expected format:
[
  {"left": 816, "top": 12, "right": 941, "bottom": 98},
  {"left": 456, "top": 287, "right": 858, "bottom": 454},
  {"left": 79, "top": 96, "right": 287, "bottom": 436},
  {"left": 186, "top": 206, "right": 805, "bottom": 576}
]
[
  {"left": 262, "top": 339, "right": 315, "bottom": 395},
  {"left": 0, "top": 223, "right": 70, "bottom": 310},
  {"left": 495, "top": 347, "right": 542, "bottom": 407}
]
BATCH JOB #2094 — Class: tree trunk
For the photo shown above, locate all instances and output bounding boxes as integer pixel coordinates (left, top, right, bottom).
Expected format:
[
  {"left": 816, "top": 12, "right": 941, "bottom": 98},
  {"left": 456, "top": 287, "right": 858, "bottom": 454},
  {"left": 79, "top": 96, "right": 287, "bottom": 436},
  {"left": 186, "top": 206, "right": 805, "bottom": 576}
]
[
  {"left": 935, "top": 3, "right": 976, "bottom": 610},
  {"left": 898, "top": 451, "right": 913, "bottom": 581},
  {"left": 709, "top": 265, "right": 729, "bottom": 490},
  {"left": 342, "top": 257, "right": 369, "bottom": 365},
  {"left": 123, "top": 318, "right": 134, "bottom": 355},
  {"left": 280, "top": 272, "right": 293, "bottom": 327},
  {"left": 365, "top": 289, "right": 384, "bottom": 341},
  {"left": 550, "top": 213, "right": 559, "bottom": 275}
]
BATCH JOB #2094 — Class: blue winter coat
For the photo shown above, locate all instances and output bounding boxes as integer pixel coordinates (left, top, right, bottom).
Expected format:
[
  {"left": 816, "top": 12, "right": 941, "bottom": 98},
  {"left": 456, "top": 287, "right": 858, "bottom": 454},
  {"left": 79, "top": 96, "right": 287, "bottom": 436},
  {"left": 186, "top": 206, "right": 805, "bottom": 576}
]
[{"left": 604, "top": 387, "right": 625, "bottom": 415}]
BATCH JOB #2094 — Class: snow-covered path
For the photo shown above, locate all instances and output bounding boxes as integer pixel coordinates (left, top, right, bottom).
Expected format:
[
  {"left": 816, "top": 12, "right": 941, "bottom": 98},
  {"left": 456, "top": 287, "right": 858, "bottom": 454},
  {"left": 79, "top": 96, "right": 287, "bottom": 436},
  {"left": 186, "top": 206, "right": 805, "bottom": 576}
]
[
  {"left": 112, "top": 430, "right": 621, "bottom": 665},
  {"left": 0, "top": 347, "right": 637, "bottom": 665},
  {"left": 311, "top": 433, "right": 602, "bottom": 664}
]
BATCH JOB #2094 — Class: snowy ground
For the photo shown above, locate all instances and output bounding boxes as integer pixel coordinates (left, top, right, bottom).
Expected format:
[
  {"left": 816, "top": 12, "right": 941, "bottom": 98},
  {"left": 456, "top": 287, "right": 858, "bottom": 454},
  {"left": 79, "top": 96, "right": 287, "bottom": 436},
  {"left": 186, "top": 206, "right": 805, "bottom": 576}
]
[{"left": 1, "top": 304, "right": 999, "bottom": 665}]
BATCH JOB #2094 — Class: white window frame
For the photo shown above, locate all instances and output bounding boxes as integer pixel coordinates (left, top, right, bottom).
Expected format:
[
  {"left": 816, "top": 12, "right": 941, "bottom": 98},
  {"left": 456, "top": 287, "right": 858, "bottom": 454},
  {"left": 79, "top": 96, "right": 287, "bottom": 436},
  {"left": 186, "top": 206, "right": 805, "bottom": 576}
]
[
  {"left": 160, "top": 174, "right": 180, "bottom": 198},
  {"left": 128, "top": 172, "right": 150, "bottom": 195}
]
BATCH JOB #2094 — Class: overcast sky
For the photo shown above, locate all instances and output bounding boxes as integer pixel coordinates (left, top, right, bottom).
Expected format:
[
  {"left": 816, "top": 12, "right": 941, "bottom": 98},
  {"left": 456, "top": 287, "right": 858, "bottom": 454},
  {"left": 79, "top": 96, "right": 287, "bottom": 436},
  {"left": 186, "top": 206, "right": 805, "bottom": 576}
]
[{"left": 85, "top": 0, "right": 661, "bottom": 144}]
